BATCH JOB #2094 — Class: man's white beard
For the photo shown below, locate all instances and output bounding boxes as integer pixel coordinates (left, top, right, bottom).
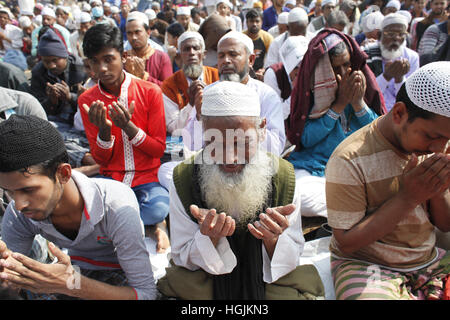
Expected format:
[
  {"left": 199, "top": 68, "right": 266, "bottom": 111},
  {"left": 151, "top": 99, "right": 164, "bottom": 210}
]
[
  {"left": 183, "top": 63, "right": 203, "bottom": 79},
  {"left": 380, "top": 42, "right": 404, "bottom": 61},
  {"left": 198, "top": 149, "right": 275, "bottom": 228}
]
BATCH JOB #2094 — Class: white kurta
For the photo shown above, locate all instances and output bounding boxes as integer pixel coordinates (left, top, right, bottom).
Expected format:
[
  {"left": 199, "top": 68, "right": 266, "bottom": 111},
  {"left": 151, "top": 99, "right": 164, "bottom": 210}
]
[
  {"left": 182, "top": 78, "right": 286, "bottom": 156},
  {"left": 263, "top": 67, "right": 292, "bottom": 120},
  {"left": 162, "top": 71, "right": 206, "bottom": 136},
  {"left": 168, "top": 171, "right": 304, "bottom": 283}
]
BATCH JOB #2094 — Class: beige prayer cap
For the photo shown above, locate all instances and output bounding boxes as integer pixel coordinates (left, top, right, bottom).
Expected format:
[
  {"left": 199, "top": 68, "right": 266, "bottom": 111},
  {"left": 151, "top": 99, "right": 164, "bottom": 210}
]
[
  {"left": 202, "top": 81, "right": 260, "bottom": 117},
  {"left": 405, "top": 61, "right": 450, "bottom": 118}
]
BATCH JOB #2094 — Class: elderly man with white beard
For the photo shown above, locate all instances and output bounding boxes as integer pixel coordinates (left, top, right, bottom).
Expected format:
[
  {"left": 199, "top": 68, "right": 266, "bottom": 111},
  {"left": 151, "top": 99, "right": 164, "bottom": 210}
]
[
  {"left": 363, "top": 13, "right": 419, "bottom": 112},
  {"left": 157, "top": 81, "right": 324, "bottom": 300}
]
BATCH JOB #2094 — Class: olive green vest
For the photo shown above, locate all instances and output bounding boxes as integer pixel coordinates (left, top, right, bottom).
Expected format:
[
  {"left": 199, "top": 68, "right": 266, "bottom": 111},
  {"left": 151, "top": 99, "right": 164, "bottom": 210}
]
[{"left": 157, "top": 154, "right": 325, "bottom": 300}]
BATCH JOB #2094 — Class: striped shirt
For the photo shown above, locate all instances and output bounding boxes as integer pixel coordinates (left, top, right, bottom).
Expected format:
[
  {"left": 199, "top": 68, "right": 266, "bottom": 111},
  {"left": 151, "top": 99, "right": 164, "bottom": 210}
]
[
  {"left": 417, "top": 21, "right": 448, "bottom": 56},
  {"left": 325, "top": 118, "right": 437, "bottom": 271}
]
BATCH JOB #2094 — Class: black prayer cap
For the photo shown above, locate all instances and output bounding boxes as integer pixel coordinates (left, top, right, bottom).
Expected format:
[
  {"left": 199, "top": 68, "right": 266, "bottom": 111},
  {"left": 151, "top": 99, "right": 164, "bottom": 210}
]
[{"left": 0, "top": 115, "right": 67, "bottom": 172}]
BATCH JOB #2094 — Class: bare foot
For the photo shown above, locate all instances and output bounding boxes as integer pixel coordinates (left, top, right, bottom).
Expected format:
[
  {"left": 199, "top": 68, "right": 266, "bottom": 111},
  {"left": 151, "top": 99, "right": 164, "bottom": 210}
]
[{"left": 154, "top": 226, "right": 170, "bottom": 253}]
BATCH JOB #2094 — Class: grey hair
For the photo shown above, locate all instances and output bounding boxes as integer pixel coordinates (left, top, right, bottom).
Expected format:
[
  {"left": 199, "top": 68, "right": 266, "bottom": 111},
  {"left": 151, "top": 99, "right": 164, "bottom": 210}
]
[{"left": 326, "top": 10, "right": 350, "bottom": 29}]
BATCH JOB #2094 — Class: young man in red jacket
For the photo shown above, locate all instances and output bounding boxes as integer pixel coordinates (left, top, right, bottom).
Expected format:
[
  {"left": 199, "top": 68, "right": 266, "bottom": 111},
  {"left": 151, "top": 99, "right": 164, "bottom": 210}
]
[{"left": 79, "top": 23, "right": 169, "bottom": 252}]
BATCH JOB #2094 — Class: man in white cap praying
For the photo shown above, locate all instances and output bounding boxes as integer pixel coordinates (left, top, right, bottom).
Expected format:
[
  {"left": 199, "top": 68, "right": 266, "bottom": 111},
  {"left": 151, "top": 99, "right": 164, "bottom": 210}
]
[
  {"left": 264, "top": 7, "right": 309, "bottom": 68},
  {"left": 307, "top": 0, "right": 337, "bottom": 34},
  {"left": 30, "top": 6, "right": 72, "bottom": 56},
  {"left": 264, "top": 35, "right": 309, "bottom": 120},
  {"left": 355, "top": 10, "right": 384, "bottom": 45},
  {"left": 326, "top": 61, "right": 450, "bottom": 300},
  {"left": 183, "top": 30, "right": 286, "bottom": 158},
  {"left": 69, "top": 12, "right": 93, "bottom": 65},
  {"left": 157, "top": 80, "right": 325, "bottom": 300},
  {"left": 161, "top": 31, "right": 219, "bottom": 135},
  {"left": 123, "top": 10, "right": 171, "bottom": 85},
  {"left": 176, "top": 5, "right": 199, "bottom": 32},
  {"left": 363, "top": 12, "right": 419, "bottom": 112},
  {"left": 0, "top": 7, "right": 24, "bottom": 61}
]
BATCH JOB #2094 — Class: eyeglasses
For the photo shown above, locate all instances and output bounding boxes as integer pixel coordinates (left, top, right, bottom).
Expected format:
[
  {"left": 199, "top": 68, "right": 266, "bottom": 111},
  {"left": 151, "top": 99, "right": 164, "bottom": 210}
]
[{"left": 382, "top": 31, "right": 408, "bottom": 39}]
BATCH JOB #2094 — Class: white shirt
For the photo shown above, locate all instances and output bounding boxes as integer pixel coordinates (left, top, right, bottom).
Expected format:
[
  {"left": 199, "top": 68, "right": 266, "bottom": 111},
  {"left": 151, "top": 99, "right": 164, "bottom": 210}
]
[
  {"left": 0, "top": 24, "right": 23, "bottom": 51},
  {"left": 264, "top": 31, "right": 289, "bottom": 68},
  {"left": 168, "top": 169, "right": 304, "bottom": 283},
  {"left": 182, "top": 77, "right": 286, "bottom": 156},
  {"left": 163, "top": 71, "right": 205, "bottom": 136},
  {"left": 263, "top": 67, "right": 292, "bottom": 120}
]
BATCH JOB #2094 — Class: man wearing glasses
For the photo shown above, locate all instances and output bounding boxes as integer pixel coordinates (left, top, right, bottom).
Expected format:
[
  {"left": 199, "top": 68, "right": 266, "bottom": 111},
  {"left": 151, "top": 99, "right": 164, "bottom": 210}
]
[{"left": 362, "top": 13, "right": 419, "bottom": 112}]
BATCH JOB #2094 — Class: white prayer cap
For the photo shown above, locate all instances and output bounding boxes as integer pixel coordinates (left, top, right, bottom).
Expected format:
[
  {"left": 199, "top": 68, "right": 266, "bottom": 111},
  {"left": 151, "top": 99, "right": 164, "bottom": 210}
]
[
  {"left": 145, "top": 8, "right": 156, "bottom": 20},
  {"left": 397, "top": 10, "right": 412, "bottom": 24},
  {"left": 405, "top": 61, "right": 450, "bottom": 118},
  {"left": 41, "top": 7, "right": 56, "bottom": 18},
  {"left": 103, "top": 2, "right": 111, "bottom": 8},
  {"left": 177, "top": 6, "right": 191, "bottom": 16},
  {"left": 127, "top": 10, "right": 149, "bottom": 26},
  {"left": 280, "top": 35, "right": 309, "bottom": 75},
  {"left": 0, "top": 7, "right": 14, "bottom": 19},
  {"left": 285, "top": 0, "right": 296, "bottom": 6},
  {"left": 381, "top": 12, "right": 408, "bottom": 30},
  {"left": 288, "top": 7, "right": 308, "bottom": 24},
  {"left": 216, "top": 0, "right": 232, "bottom": 8},
  {"left": 278, "top": 12, "right": 289, "bottom": 25},
  {"left": 18, "top": 15, "right": 32, "bottom": 28},
  {"left": 82, "top": 3, "right": 92, "bottom": 12},
  {"left": 79, "top": 11, "right": 92, "bottom": 23},
  {"left": 202, "top": 81, "right": 260, "bottom": 117},
  {"left": 90, "top": 0, "right": 103, "bottom": 6},
  {"left": 385, "top": 0, "right": 401, "bottom": 10},
  {"left": 321, "top": 0, "right": 337, "bottom": 7},
  {"left": 361, "top": 11, "right": 384, "bottom": 33},
  {"left": 177, "top": 31, "right": 205, "bottom": 50},
  {"left": 57, "top": 5, "right": 71, "bottom": 14},
  {"left": 218, "top": 31, "right": 254, "bottom": 54},
  {"left": 111, "top": 6, "right": 120, "bottom": 14},
  {"left": 20, "top": 9, "right": 34, "bottom": 16},
  {"left": 189, "top": 0, "right": 198, "bottom": 4},
  {"left": 308, "top": 0, "right": 317, "bottom": 11}
]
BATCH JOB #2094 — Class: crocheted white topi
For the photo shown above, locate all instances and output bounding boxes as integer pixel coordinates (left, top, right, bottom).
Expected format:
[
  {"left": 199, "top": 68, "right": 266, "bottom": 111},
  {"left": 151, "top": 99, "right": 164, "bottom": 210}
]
[
  {"left": 405, "top": 61, "right": 450, "bottom": 118},
  {"left": 202, "top": 81, "right": 260, "bottom": 117}
]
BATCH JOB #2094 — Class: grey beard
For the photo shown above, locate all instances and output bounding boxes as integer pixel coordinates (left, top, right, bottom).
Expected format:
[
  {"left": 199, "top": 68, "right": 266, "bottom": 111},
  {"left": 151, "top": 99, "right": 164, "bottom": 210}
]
[
  {"left": 219, "top": 64, "right": 249, "bottom": 82},
  {"left": 183, "top": 63, "right": 203, "bottom": 79}
]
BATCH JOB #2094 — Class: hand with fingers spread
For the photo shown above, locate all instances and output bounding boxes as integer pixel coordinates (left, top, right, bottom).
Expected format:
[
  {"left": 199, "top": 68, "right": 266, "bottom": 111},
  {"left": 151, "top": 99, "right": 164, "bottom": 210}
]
[
  {"left": 0, "top": 242, "right": 78, "bottom": 295},
  {"left": 399, "top": 153, "right": 450, "bottom": 207},
  {"left": 190, "top": 205, "right": 236, "bottom": 247},
  {"left": 108, "top": 100, "right": 139, "bottom": 139},
  {"left": 247, "top": 204, "right": 296, "bottom": 258},
  {"left": 247, "top": 204, "right": 295, "bottom": 241},
  {"left": 81, "top": 100, "right": 112, "bottom": 141}
]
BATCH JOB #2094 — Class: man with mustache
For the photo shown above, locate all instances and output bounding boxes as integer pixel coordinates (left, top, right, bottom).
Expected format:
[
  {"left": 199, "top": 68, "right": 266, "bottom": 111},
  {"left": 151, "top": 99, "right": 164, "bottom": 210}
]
[
  {"left": 363, "top": 12, "right": 419, "bottom": 111},
  {"left": 123, "top": 11, "right": 172, "bottom": 86},
  {"left": 184, "top": 31, "right": 286, "bottom": 157},
  {"left": 157, "top": 81, "right": 324, "bottom": 300}
]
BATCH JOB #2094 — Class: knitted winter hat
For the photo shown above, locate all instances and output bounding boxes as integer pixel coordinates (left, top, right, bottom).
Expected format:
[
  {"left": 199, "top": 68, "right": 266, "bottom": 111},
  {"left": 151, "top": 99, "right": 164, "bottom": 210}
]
[{"left": 0, "top": 115, "right": 67, "bottom": 172}]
